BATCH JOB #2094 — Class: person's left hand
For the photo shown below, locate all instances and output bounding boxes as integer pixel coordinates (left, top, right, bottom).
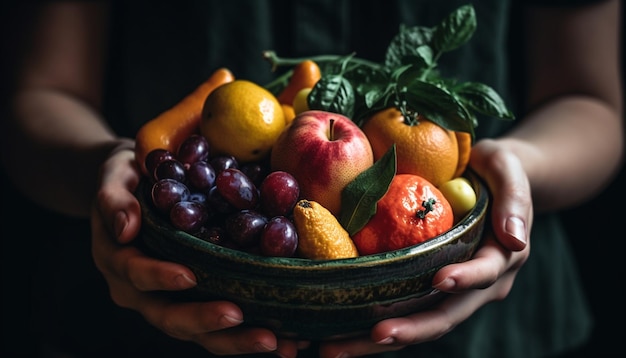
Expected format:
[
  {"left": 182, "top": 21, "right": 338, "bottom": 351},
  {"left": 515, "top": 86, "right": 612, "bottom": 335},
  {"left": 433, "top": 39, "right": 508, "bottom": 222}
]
[
  {"left": 317, "top": 138, "right": 532, "bottom": 358},
  {"left": 90, "top": 143, "right": 307, "bottom": 357}
]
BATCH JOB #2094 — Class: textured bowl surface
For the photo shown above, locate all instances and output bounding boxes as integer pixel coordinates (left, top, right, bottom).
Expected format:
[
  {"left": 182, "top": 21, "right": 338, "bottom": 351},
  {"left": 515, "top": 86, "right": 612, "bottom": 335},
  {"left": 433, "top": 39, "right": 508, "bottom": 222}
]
[{"left": 137, "top": 172, "right": 488, "bottom": 340}]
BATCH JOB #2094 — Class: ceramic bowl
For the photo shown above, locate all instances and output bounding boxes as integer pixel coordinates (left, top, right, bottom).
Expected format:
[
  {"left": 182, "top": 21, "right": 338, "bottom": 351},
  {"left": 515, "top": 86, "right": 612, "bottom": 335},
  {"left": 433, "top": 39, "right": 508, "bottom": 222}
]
[{"left": 137, "top": 171, "right": 488, "bottom": 340}]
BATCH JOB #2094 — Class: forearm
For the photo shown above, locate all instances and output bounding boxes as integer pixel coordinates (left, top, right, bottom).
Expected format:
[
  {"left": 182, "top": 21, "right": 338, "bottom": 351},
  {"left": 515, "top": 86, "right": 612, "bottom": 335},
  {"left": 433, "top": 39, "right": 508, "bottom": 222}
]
[
  {"left": 498, "top": 95, "right": 623, "bottom": 212},
  {"left": 501, "top": 0, "right": 624, "bottom": 213},
  {"left": 2, "top": 89, "right": 133, "bottom": 218}
]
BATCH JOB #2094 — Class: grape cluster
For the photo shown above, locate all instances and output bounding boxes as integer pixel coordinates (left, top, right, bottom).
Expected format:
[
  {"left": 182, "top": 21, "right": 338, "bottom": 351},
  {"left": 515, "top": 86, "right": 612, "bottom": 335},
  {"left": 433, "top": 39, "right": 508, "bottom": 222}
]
[{"left": 145, "top": 134, "right": 301, "bottom": 257}]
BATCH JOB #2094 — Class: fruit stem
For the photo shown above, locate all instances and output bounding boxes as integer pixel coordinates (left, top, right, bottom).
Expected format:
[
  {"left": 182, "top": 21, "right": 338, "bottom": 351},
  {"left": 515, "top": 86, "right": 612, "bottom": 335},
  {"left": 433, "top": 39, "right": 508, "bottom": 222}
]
[
  {"left": 416, "top": 198, "right": 437, "bottom": 219},
  {"left": 329, "top": 118, "right": 336, "bottom": 141}
]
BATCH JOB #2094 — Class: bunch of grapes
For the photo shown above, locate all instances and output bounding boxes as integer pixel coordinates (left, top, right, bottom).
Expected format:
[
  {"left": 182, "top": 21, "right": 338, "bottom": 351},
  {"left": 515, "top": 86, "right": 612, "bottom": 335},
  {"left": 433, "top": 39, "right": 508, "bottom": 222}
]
[{"left": 145, "top": 134, "right": 301, "bottom": 257}]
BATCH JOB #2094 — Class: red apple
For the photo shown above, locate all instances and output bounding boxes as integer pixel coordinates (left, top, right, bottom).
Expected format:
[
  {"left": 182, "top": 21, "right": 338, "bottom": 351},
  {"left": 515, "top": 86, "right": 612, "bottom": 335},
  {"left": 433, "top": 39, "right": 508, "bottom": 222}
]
[{"left": 270, "top": 110, "right": 374, "bottom": 216}]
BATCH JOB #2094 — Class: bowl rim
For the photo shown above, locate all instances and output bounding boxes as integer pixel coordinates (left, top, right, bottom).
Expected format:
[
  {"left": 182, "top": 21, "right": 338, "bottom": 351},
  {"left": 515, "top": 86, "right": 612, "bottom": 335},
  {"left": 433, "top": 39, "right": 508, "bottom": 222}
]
[{"left": 140, "top": 170, "right": 488, "bottom": 271}]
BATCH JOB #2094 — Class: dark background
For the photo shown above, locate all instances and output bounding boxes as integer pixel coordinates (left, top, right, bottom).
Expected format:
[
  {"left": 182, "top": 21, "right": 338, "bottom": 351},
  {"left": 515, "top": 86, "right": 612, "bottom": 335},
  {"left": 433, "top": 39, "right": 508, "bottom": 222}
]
[{"left": 1, "top": 2, "right": 624, "bottom": 357}]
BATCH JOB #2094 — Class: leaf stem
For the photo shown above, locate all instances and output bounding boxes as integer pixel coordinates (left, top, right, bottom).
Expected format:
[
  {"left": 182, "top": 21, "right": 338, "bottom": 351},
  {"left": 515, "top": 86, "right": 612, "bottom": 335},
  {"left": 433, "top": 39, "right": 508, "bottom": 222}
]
[{"left": 262, "top": 50, "right": 381, "bottom": 71}]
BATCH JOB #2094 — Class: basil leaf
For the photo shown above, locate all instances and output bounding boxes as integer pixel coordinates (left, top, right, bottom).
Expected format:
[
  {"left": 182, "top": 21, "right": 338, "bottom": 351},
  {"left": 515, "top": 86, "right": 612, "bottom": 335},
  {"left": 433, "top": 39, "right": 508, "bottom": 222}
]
[
  {"left": 432, "top": 4, "right": 476, "bottom": 54},
  {"left": 339, "top": 145, "right": 397, "bottom": 236},
  {"left": 452, "top": 82, "right": 515, "bottom": 120},
  {"left": 385, "top": 24, "right": 434, "bottom": 68},
  {"left": 403, "top": 80, "right": 475, "bottom": 134},
  {"left": 308, "top": 74, "right": 355, "bottom": 118}
]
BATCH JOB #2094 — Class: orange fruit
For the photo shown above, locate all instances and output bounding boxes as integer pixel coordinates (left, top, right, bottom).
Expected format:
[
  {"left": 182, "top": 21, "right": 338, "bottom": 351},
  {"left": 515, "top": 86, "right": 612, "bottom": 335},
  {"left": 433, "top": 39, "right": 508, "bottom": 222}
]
[
  {"left": 201, "top": 80, "right": 286, "bottom": 163},
  {"left": 135, "top": 68, "right": 234, "bottom": 176},
  {"left": 281, "top": 104, "right": 296, "bottom": 126},
  {"left": 363, "top": 107, "right": 466, "bottom": 187},
  {"left": 454, "top": 131, "right": 472, "bottom": 178},
  {"left": 351, "top": 174, "right": 454, "bottom": 255},
  {"left": 277, "top": 60, "right": 321, "bottom": 106}
]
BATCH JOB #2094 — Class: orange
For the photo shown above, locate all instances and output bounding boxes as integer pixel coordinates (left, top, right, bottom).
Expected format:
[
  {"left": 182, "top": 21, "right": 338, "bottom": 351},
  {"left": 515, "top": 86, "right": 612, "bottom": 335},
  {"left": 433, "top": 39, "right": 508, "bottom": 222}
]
[
  {"left": 277, "top": 60, "right": 321, "bottom": 106},
  {"left": 454, "top": 131, "right": 472, "bottom": 178},
  {"left": 363, "top": 107, "right": 467, "bottom": 187},
  {"left": 281, "top": 104, "right": 296, "bottom": 126},
  {"left": 201, "top": 80, "right": 286, "bottom": 163},
  {"left": 351, "top": 174, "right": 454, "bottom": 255},
  {"left": 135, "top": 68, "right": 234, "bottom": 176}
]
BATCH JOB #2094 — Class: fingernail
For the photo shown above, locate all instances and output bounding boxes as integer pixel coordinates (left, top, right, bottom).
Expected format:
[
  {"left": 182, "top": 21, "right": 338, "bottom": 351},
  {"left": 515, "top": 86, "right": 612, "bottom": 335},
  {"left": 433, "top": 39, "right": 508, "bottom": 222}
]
[
  {"left": 255, "top": 341, "right": 277, "bottom": 352},
  {"left": 219, "top": 314, "right": 243, "bottom": 328},
  {"left": 376, "top": 336, "right": 395, "bottom": 345},
  {"left": 432, "top": 277, "right": 455, "bottom": 291},
  {"left": 114, "top": 211, "right": 127, "bottom": 238},
  {"left": 505, "top": 216, "right": 526, "bottom": 245},
  {"left": 174, "top": 274, "right": 197, "bottom": 289}
]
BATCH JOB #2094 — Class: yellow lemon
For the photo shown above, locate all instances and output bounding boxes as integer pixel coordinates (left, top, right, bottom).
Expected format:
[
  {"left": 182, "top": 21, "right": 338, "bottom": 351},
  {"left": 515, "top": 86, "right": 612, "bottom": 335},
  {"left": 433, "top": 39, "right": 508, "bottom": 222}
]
[
  {"left": 293, "top": 200, "right": 359, "bottom": 260},
  {"left": 201, "top": 80, "right": 286, "bottom": 163},
  {"left": 292, "top": 87, "right": 312, "bottom": 115},
  {"left": 438, "top": 177, "right": 476, "bottom": 222}
]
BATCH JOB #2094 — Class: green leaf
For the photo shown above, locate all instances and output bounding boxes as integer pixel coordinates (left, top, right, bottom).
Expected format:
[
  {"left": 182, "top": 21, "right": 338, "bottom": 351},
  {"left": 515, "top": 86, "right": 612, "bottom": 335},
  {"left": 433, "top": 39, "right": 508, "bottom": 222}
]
[
  {"left": 452, "top": 82, "right": 515, "bottom": 120},
  {"left": 431, "top": 4, "right": 476, "bottom": 54},
  {"left": 402, "top": 80, "right": 475, "bottom": 134},
  {"left": 339, "top": 145, "right": 397, "bottom": 236},
  {"left": 384, "top": 24, "right": 434, "bottom": 68},
  {"left": 308, "top": 74, "right": 356, "bottom": 118}
]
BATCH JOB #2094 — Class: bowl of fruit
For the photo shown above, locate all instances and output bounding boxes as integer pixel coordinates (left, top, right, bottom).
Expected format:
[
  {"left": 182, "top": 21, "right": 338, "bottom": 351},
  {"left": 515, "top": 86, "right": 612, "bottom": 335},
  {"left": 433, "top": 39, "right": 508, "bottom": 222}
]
[{"left": 135, "top": 4, "right": 512, "bottom": 340}]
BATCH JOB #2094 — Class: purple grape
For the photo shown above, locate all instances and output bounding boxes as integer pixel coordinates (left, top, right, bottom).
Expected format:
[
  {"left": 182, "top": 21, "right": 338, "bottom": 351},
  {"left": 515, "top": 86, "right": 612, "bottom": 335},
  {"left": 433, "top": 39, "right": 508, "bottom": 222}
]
[
  {"left": 260, "top": 216, "right": 298, "bottom": 257},
  {"left": 240, "top": 162, "right": 269, "bottom": 186},
  {"left": 154, "top": 158, "right": 186, "bottom": 182},
  {"left": 151, "top": 179, "right": 190, "bottom": 214},
  {"left": 186, "top": 161, "right": 216, "bottom": 191},
  {"left": 145, "top": 149, "right": 176, "bottom": 180},
  {"left": 224, "top": 210, "right": 268, "bottom": 248},
  {"left": 188, "top": 191, "right": 209, "bottom": 208},
  {"left": 259, "top": 171, "right": 300, "bottom": 217},
  {"left": 207, "top": 186, "right": 237, "bottom": 214},
  {"left": 169, "top": 200, "right": 209, "bottom": 233},
  {"left": 210, "top": 155, "right": 239, "bottom": 175},
  {"left": 215, "top": 168, "right": 259, "bottom": 210},
  {"left": 177, "top": 134, "right": 210, "bottom": 166}
]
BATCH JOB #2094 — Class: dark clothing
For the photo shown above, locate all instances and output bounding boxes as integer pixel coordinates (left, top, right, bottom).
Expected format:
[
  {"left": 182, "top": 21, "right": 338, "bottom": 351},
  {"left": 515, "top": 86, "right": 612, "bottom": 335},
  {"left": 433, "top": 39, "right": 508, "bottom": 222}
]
[{"left": 3, "top": 1, "right": 597, "bottom": 357}]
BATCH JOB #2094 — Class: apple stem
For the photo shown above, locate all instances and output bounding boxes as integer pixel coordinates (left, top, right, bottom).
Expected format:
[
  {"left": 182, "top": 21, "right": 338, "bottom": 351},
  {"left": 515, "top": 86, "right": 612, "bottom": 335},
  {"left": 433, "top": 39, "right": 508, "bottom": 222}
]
[{"left": 329, "top": 118, "right": 335, "bottom": 141}]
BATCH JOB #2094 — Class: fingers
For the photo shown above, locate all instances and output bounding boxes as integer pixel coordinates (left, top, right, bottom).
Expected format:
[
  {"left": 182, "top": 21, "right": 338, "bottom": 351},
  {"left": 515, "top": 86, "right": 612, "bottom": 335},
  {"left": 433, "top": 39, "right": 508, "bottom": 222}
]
[
  {"left": 319, "top": 269, "right": 519, "bottom": 358},
  {"left": 432, "top": 233, "right": 528, "bottom": 293},
  {"left": 469, "top": 139, "right": 532, "bottom": 251},
  {"left": 318, "top": 229, "right": 530, "bottom": 358},
  {"left": 95, "top": 145, "right": 142, "bottom": 244}
]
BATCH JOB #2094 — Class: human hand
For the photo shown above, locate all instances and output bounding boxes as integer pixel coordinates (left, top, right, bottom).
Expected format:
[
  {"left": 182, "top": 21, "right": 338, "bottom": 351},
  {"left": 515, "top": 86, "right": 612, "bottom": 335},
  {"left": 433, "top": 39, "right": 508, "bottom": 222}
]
[
  {"left": 90, "top": 142, "right": 304, "bottom": 357},
  {"left": 317, "top": 138, "right": 532, "bottom": 358}
]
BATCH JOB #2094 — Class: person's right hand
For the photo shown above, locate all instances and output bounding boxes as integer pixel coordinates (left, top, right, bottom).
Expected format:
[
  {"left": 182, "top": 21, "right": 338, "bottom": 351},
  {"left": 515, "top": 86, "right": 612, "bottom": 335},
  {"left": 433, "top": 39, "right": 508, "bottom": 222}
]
[{"left": 90, "top": 142, "right": 304, "bottom": 357}]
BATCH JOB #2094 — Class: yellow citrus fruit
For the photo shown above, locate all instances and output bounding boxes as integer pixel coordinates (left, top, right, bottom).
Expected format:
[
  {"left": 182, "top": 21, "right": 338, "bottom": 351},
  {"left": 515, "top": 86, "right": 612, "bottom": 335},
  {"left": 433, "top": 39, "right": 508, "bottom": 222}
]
[
  {"left": 438, "top": 177, "right": 476, "bottom": 222},
  {"left": 292, "top": 87, "right": 312, "bottom": 115},
  {"left": 292, "top": 199, "right": 359, "bottom": 260},
  {"left": 201, "top": 80, "right": 286, "bottom": 163},
  {"left": 363, "top": 107, "right": 468, "bottom": 187},
  {"left": 352, "top": 174, "right": 454, "bottom": 255}
]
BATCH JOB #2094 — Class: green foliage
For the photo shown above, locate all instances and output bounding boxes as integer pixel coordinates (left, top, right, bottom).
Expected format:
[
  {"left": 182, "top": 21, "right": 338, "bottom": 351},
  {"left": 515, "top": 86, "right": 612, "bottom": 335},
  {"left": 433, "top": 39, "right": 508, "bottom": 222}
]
[
  {"left": 263, "top": 4, "right": 515, "bottom": 232},
  {"left": 339, "top": 145, "right": 396, "bottom": 236},
  {"left": 264, "top": 4, "right": 514, "bottom": 140}
]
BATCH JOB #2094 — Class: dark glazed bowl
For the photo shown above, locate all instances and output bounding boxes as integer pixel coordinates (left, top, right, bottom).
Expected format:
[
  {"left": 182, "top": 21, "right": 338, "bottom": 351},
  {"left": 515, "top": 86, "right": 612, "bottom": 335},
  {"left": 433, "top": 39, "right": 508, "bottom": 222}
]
[{"left": 137, "top": 172, "right": 488, "bottom": 340}]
